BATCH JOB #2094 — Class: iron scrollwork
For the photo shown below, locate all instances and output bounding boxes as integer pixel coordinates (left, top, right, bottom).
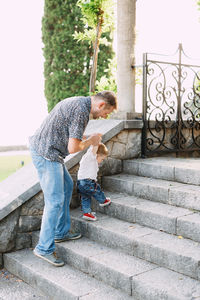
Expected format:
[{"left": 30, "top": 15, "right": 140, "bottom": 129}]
[{"left": 142, "top": 44, "right": 200, "bottom": 156}]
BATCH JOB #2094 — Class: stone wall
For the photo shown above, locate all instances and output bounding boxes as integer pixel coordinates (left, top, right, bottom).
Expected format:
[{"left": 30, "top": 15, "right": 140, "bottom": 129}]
[
  {"left": 0, "top": 193, "right": 43, "bottom": 256},
  {"left": 106, "top": 129, "right": 141, "bottom": 159}
]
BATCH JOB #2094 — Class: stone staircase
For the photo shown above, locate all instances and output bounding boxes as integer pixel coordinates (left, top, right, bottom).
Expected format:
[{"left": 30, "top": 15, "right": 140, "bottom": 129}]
[{"left": 3, "top": 157, "right": 200, "bottom": 299}]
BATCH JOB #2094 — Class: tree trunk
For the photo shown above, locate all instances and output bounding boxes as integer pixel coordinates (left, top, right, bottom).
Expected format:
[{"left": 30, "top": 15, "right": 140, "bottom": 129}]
[{"left": 89, "top": 14, "right": 103, "bottom": 93}]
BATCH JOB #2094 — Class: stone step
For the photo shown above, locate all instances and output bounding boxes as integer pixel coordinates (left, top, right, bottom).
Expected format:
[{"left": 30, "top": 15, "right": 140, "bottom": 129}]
[
  {"left": 3, "top": 249, "right": 133, "bottom": 300},
  {"left": 91, "top": 191, "right": 200, "bottom": 242},
  {"left": 102, "top": 173, "right": 200, "bottom": 211},
  {"left": 70, "top": 209, "right": 200, "bottom": 280},
  {"left": 123, "top": 157, "right": 200, "bottom": 186},
  {"left": 131, "top": 267, "right": 200, "bottom": 300},
  {"left": 0, "top": 268, "right": 49, "bottom": 300},
  {"left": 32, "top": 232, "right": 156, "bottom": 296},
  {"left": 31, "top": 232, "right": 200, "bottom": 300}
]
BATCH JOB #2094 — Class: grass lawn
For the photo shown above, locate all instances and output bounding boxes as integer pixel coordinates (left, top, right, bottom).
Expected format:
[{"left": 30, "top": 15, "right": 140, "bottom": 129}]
[{"left": 0, "top": 155, "right": 32, "bottom": 182}]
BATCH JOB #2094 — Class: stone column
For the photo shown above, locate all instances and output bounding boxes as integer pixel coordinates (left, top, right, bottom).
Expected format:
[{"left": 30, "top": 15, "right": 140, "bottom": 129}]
[{"left": 115, "top": 0, "right": 138, "bottom": 119}]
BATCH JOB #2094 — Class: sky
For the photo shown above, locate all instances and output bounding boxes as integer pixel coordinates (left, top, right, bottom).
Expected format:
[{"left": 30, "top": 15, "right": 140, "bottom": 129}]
[
  {"left": 135, "top": 0, "right": 200, "bottom": 59},
  {"left": 0, "top": 0, "right": 47, "bottom": 146},
  {"left": 135, "top": 0, "right": 200, "bottom": 112},
  {"left": 0, "top": 0, "right": 200, "bottom": 146}
]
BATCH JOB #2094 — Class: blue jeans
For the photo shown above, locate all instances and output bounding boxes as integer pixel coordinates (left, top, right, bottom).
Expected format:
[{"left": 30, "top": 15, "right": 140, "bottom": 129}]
[
  {"left": 30, "top": 148, "right": 73, "bottom": 255},
  {"left": 77, "top": 179, "right": 106, "bottom": 213}
]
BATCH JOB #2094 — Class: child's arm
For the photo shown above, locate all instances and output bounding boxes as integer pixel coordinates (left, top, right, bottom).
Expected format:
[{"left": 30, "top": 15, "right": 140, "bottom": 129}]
[{"left": 92, "top": 145, "right": 98, "bottom": 155}]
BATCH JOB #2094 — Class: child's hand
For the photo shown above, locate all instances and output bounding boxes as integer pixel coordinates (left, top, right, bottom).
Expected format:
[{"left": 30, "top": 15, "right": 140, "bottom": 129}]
[{"left": 89, "top": 133, "right": 102, "bottom": 146}]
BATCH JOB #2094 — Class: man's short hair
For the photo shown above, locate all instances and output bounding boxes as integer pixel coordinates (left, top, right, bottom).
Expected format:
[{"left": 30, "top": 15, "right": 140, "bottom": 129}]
[
  {"left": 97, "top": 143, "right": 108, "bottom": 156},
  {"left": 94, "top": 91, "right": 117, "bottom": 109}
]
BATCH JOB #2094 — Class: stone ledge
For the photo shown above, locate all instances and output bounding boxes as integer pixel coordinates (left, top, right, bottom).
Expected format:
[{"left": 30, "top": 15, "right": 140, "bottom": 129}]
[
  {"left": 0, "top": 120, "right": 125, "bottom": 222},
  {"left": 124, "top": 120, "right": 143, "bottom": 129}
]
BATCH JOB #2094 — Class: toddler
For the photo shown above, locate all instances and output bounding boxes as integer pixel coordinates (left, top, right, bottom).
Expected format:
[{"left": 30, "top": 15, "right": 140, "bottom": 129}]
[{"left": 77, "top": 143, "right": 111, "bottom": 221}]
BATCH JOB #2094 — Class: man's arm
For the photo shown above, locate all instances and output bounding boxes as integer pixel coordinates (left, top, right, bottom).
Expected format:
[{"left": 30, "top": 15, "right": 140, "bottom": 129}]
[{"left": 68, "top": 133, "right": 102, "bottom": 154}]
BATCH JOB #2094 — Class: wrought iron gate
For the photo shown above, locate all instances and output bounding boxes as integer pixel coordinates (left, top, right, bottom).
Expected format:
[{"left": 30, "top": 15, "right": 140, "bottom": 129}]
[{"left": 142, "top": 44, "right": 200, "bottom": 156}]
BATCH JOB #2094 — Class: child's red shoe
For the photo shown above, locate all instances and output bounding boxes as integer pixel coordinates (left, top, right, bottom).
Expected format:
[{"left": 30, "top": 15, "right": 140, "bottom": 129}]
[
  {"left": 99, "top": 198, "right": 111, "bottom": 207},
  {"left": 82, "top": 212, "right": 97, "bottom": 221}
]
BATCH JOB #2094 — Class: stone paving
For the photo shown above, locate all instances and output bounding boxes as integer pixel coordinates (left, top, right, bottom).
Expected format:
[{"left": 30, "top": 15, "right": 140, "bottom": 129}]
[{"left": 0, "top": 268, "right": 48, "bottom": 300}]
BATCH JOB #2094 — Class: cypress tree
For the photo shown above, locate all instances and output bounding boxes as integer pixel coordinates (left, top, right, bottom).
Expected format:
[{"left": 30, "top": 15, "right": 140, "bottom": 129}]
[
  {"left": 42, "top": 0, "right": 90, "bottom": 112},
  {"left": 42, "top": 0, "right": 114, "bottom": 112}
]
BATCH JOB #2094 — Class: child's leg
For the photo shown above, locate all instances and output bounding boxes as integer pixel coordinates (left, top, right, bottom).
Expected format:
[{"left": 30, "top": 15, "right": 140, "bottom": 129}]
[
  {"left": 77, "top": 180, "right": 110, "bottom": 213},
  {"left": 92, "top": 182, "right": 107, "bottom": 204},
  {"left": 81, "top": 194, "right": 92, "bottom": 214},
  {"left": 77, "top": 179, "right": 93, "bottom": 214}
]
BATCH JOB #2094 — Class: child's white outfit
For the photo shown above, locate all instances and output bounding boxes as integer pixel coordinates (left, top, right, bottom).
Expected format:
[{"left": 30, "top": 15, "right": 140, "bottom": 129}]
[
  {"left": 77, "top": 146, "right": 110, "bottom": 220},
  {"left": 77, "top": 146, "right": 99, "bottom": 181}
]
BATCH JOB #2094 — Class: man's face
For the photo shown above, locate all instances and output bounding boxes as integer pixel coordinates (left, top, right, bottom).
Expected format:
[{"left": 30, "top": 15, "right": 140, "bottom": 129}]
[{"left": 92, "top": 103, "right": 114, "bottom": 119}]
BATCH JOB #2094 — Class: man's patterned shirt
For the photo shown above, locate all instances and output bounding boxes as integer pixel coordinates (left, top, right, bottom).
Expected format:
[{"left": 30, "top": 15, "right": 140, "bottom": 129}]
[{"left": 29, "top": 96, "right": 91, "bottom": 163}]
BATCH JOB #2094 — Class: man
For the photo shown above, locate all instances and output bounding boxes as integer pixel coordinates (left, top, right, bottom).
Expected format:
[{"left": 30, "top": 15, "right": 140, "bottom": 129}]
[{"left": 29, "top": 91, "right": 117, "bottom": 267}]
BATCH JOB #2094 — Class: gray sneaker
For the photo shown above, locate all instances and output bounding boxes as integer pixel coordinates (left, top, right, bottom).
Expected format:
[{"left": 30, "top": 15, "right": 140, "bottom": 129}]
[
  {"left": 55, "top": 231, "right": 82, "bottom": 243},
  {"left": 33, "top": 249, "right": 64, "bottom": 267}
]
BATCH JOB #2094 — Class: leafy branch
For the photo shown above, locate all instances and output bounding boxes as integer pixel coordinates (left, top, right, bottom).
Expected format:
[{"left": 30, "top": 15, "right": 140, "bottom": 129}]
[{"left": 74, "top": 0, "right": 115, "bottom": 93}]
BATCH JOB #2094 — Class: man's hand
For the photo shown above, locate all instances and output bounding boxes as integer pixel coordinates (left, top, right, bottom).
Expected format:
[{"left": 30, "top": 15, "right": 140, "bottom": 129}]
[
  {"left": 89, "top": 133, "right": 102, "bottom": 146},
  {"left": 68, "top": 133, "right": 102, "bottom": 154}
]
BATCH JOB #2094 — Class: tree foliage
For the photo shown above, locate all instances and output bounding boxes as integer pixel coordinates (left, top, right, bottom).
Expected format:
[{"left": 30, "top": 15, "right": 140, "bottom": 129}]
[
  {"left": 74, "top": 0, "right": 115, "bottom": 93},
  {"left": 42, "top": 0, "right": 114, "bottom": 111},
  {"left": 74, "top": 0, "right": 114, "bottom": 45},
  {"left": 95, "top": 57, "right": 117, "bottom": 93}
]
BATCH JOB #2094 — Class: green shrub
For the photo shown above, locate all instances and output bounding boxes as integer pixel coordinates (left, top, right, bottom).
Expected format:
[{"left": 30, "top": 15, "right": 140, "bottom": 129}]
[{"left": 0, "top": 155, "right": 31, "bottom": 182}]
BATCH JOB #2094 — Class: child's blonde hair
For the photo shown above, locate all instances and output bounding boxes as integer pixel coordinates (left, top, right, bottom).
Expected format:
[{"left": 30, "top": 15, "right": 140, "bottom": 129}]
[{"left": 97, "top": 143, "right": 108, "bottom": 156}]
